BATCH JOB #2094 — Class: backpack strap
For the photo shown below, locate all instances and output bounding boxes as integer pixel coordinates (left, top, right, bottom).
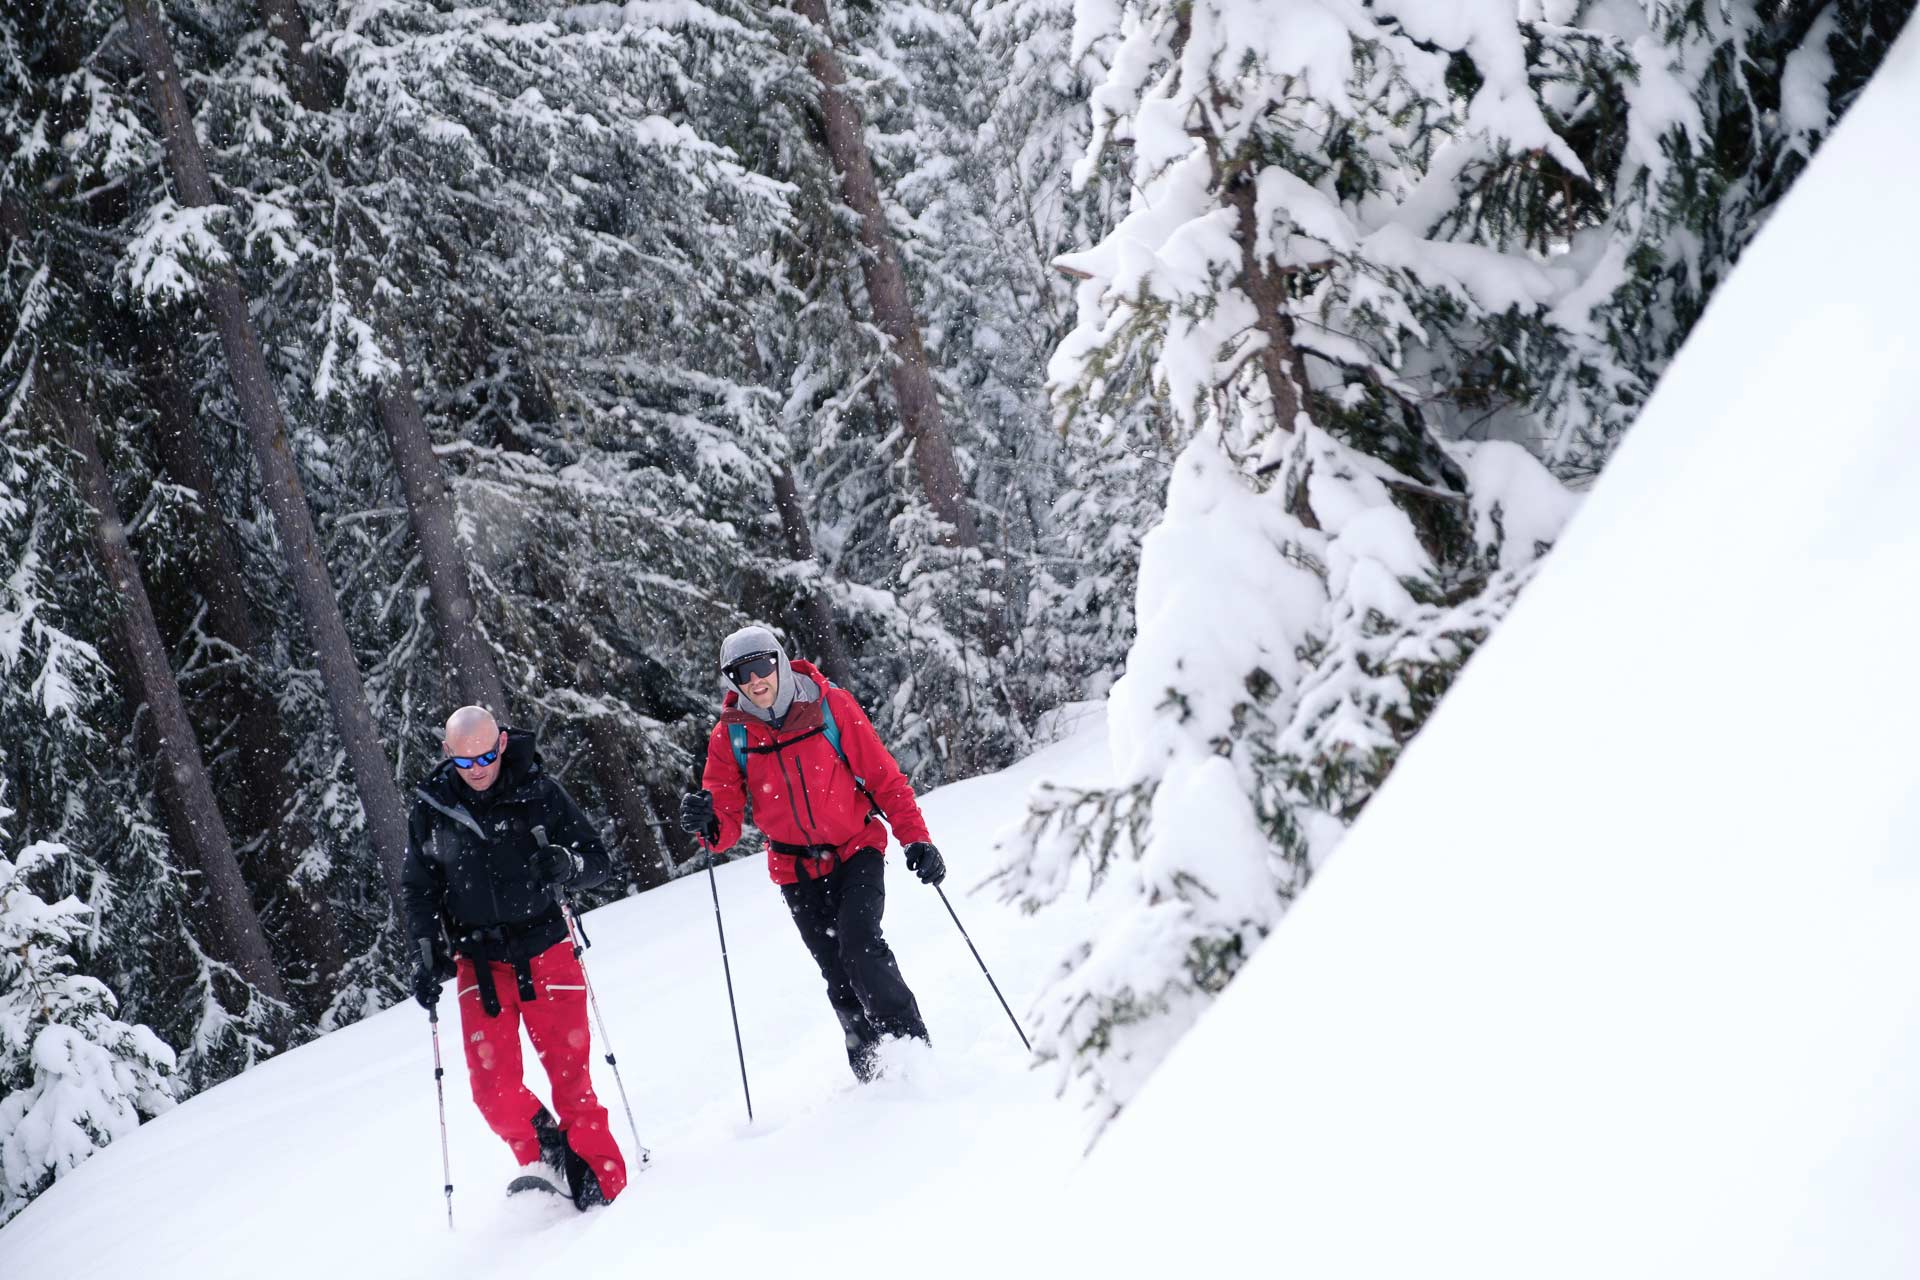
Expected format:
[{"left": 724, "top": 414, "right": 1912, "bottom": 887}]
[
  {"left": 816, "top": 693, "right": 867, "bottom": 790},
  {"left": 729, "top": 683, "right": 882, "bottom": 817}
]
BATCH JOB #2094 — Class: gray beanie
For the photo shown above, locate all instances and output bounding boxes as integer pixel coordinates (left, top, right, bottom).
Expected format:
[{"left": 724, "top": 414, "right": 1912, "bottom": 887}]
[{"left": 719, "top": 625, "right": 819, "bottom": 725}]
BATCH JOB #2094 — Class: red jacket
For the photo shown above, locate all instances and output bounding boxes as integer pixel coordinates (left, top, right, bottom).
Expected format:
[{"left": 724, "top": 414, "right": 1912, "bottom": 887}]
[{"left": 701, "top": 660, "right": 932, "bottom": 885}]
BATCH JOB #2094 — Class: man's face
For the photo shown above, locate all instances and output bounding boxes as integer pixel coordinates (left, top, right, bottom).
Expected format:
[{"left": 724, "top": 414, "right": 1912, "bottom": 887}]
[
  {"left": 729, "top": 653, "right": 780, "bottom": 711},
  {"left": 742, "top": 665, "right": 779, "bottom": 711},
  {"left": 446, "top": 725, "right": 508, "bottom": 792}
]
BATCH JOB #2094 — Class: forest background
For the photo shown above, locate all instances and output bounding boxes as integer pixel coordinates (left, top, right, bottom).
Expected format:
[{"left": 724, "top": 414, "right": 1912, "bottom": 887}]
[{"left": 1, "top": 0, "right": 1907, "bottom": 1223}]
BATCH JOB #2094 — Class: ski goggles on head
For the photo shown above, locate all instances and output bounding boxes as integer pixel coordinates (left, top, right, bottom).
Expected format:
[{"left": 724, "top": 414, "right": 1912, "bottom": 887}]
[
  {"left": 724, "top": 652, "right": 779, "bottom": 684},
  {"left": 448, "top": 746, "right": 502, "bottom": 770}
]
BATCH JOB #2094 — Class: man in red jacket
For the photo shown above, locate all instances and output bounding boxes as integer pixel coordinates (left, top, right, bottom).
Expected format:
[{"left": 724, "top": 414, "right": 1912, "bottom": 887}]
[{"left": 678, "top": 626, "right": 942, "bottom": 1081}]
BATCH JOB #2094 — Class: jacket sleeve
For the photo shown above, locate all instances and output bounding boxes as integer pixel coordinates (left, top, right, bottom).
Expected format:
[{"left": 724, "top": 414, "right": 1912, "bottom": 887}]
[
  {"left": 831, "top": 687, "right": 932, "bottom": 846},
  {"left": 400, "top": 803, "right": 448, "bottom": 951},
  {"left": 700, "top": 721, "right": 746, "bottom": 852},
  {"left": 540, "top": 779, "right": 613, "bottom": 891}
]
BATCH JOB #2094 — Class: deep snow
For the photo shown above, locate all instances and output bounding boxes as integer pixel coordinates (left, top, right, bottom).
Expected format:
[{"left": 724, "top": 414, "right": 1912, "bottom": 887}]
[
  {"left": 1062, "top": 17, "right": 1920, "bottom": 1279},
  {"left": 0, "top": 705, "right": 1109, "bottom": 1277}
]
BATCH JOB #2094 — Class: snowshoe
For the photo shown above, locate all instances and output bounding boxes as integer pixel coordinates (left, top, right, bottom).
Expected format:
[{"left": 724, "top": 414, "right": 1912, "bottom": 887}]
[{"left": 506, "top": 1165, "right": 566, "bottom": 1199}]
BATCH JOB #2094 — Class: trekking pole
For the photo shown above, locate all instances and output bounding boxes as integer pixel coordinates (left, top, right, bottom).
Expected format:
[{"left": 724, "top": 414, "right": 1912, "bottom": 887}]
[
  {"left": 533, "top": 826, "right": 652, "bottom": 1168},
  {"left": 699, "top": 836, "right": 754, "bottom": 1122},
  {"left": 933, "top": 885, "right": 1031, "bottom": 1053},
  {"left": 557, "top": 895, "right": 652, "bottom": 1169},
  {"left": 418, "top": 939, "right": 455, "bottom": 1229}
]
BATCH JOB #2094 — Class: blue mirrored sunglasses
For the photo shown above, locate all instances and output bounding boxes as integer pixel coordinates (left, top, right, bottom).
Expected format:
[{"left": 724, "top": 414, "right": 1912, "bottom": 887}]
[{"left": 449, "top": 747, "right": 501, "bottom": 770}]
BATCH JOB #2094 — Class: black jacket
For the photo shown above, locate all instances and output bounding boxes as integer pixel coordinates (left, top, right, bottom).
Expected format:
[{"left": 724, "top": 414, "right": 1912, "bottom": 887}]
[{"left": 401, "top": 728, "right": 612, "bottom": 962}]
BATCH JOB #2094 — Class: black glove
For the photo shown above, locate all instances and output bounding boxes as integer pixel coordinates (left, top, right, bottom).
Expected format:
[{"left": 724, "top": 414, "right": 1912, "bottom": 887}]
[
  {"left": 532, "top": 843, "right": 582, "bottom": 888},
  {"left": 903, "top": 841, "right": 945, "bottom": 886},
  {"left": 679, "top": 789, "right": 718, "bottom": 843},
  {"left": 411, "top": 940, "right": 455, "bottom": 1009},
  {"left": 412, "top": 960, "right": 453, "bottom": 1009}
]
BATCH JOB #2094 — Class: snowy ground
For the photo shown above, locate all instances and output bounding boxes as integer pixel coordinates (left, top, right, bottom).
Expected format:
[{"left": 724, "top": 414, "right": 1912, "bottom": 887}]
[{"left": 0, "top": 705, "right": 1109, "bottom": 1277}]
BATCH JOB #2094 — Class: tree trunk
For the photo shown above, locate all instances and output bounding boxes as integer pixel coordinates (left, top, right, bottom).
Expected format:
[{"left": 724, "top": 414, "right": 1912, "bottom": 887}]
[
  {"left": 771, "top": 465, "right": 855, "bottom": 688},
  {"left": 732, "top": 306, "right": 857, "bottom": 689},
  {"left": 523, "top": 549, "right": 694, "bottom": 887},
  {"left": 123, "top": 0, "right": 412, "bottom": 901},
  {"left": 580, "top": 718, "right": 673, "bottom": 892},
  {"left": 47, "top": 373, "right": 287, "bottom": 1003},
  {"left": 371, "top": 370, "right": 509, "bottom": 714},
  {"left": 144, "top": 350, "right": 350, "bottom": 993},
  {"left": 787, "top": 0, "right": 982, "bottom": 554},
  {"left": 1224, "top": 171, "right": 1311, "bottom": 434},
  {"left": 253, "top": 0, "right": 334, "bottom": 114},
  {"left": 251, "top": 0, "right": 508, "bottom": 717}
]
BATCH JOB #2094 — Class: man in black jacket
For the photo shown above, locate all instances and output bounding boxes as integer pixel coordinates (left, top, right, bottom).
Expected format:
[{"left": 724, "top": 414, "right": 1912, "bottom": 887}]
[{"left": 402, "top": 705, "right": 628, "bottom": 1209}]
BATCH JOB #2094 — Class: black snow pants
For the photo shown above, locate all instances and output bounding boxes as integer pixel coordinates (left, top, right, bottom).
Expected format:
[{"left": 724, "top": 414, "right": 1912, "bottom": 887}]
[{"left": 780, "top": 847, "right": 928, "bottom": 1080}]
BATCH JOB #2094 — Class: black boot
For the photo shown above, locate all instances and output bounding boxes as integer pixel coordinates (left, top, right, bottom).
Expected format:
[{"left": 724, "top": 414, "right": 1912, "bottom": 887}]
[
  {"left": 570, "top": 1162, "right": 608, "bottom": 1211},
  {"left": 530, "top": 1105, "right": 570, "bottom": 1190},
  {"left": 833, "top": 855, "right": 929, "bottom": 1044},
  {"left": 536, "top": 1103, "right": 606, "bottom": 1210}
]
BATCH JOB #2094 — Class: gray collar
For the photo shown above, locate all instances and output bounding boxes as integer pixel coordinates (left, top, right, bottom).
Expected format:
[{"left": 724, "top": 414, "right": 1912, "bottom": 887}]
[{"left": 415, "top": 788, "right": 489, "bottom": 842}]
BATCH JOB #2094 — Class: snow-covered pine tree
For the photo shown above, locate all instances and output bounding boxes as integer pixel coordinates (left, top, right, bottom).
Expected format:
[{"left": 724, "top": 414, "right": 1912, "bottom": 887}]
[
  {"left": 998, "top": 0, "right": 1908, "bottom": 1133},
  {"left": 1516, "top": 0, "right": 1914, "bottom": 475},
  {"left": 823, "top": 0, "right": 1049, "bottom": 767},
  {"left": 0, "top": 811, "right": 177, "bottom": 1225},
  {"left": 971, "top": 0, "right": 1147, "bottom": 714},
  {"left": 306, "top": 0, "right": 812, "bottom": 879},
  {"left": 995, "top": 0, "right": 1598, "bottom": 1131},
  {"left": 648, "top": 1, "right": 1007, "bottom": 781},
  {"left": 121, "top": 1, "right": 807, "bottom": 907},
  {"left": 0, "top": 378, "right": 289, "bottom": 1085},
  {"left": 2, "top": 15, "right": 303, "bottom": 1084},
  {"left": 686, "top": 0, "right": 1127, "bottom": 779}
]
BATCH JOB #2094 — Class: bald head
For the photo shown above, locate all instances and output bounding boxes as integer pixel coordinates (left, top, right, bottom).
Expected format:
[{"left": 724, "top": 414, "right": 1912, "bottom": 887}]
[
  {"left": 445, "top": 705, "right": 498, "bottom": 748},
  {"left": 443, "top": 706, "right": 506, "bottom": 791}
]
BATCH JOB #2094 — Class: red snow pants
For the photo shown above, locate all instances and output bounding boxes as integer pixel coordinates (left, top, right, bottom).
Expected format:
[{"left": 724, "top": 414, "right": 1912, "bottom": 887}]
[{"left": 455, "top": 940, "right": 627, "bottom": 1201}]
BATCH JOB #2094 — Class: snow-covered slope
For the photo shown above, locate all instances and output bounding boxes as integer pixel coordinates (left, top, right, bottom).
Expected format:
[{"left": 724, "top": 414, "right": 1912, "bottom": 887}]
[
  {"left": 0, "top": 707, "right": 1108, "bottom": 1277},
  {"left": 1061, "top": 20, "right": 1920, "bottom": 1279}
]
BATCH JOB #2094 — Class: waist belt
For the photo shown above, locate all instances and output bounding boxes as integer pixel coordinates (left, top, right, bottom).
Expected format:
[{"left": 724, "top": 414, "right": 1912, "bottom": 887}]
[
  {"left": 772, "top": 839, "right": 843, "bottom": 881},
  {"left": 454, "top": 909, "right": 560, "bottom": 1017},
  {"left": 771, "top": 840, "right": 883, "bottom": 881}
]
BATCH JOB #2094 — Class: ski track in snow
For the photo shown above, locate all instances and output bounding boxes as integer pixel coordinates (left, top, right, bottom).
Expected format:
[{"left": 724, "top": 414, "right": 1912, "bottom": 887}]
[{"left": 0, "top": 707, "right": 1111, "bottom": 1277}]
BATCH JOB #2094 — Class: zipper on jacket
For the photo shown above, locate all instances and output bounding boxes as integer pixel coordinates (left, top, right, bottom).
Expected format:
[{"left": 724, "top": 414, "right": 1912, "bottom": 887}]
[
  {"left": 770, "top": 746, "right": 819, "bottom": 846},
  {"left": 481, "top": 817, "right": 504, "bottom": 924},
  {"left": 792, "top": 751, "right": 823, "bottom": 833}
]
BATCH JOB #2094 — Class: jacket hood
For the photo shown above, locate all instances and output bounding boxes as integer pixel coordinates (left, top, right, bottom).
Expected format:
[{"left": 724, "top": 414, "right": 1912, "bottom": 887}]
[
  {"left": 719, "top": 625, "right": 818, "bottom": 726},
  {"left": 421, "top": 726, "right": 542, "bottom": 802}
]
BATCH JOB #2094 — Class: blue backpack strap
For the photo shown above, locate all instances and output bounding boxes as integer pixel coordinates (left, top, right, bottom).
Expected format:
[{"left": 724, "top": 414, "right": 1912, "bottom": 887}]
[
  {"left": 816, "top": 690, "right": 857, "bottom": 782},
  {"left": 819, "top": 684, "right": 877, "bottom": 793},
  {"left": 818, "top": 687, "right": 882, "bottom": 819},
  {"left": 728, "top": 722, "right": 748, "bottom": 777}
]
